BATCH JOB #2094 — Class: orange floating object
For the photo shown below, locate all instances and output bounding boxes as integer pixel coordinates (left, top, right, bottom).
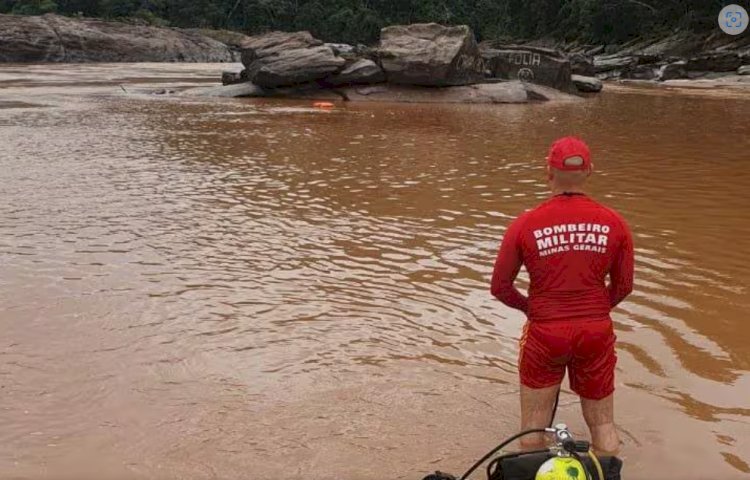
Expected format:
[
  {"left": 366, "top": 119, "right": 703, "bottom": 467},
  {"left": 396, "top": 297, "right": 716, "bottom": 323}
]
[{"left": 313, "top": 101, "right": 335, "bottom": 109}]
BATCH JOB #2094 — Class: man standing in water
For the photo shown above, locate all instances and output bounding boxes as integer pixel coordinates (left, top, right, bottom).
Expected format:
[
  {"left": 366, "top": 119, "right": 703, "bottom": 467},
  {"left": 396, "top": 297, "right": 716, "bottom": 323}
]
[{"left": 490, "top": 136, "right": 634, "bottom": 455}]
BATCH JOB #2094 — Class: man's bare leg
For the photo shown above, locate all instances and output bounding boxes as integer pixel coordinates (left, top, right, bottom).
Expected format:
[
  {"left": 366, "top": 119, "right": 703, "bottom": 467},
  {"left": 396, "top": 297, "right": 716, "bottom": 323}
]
[
  {"left": 581, "top": 394, "right": 620, "bottom": 455},
  {"left": 519, "top": 384, "right": 559, "bottom": 450}
]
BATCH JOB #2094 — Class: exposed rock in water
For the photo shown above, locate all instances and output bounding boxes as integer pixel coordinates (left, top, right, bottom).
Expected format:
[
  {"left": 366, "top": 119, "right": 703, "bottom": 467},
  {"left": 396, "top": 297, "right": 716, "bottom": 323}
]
[
  {"left": 686, "top": 52, "right": 741, "bottom": 72},
  {"left": 658, "top": 61, "right": 688, "bottom": 81},
  {"left": 480, "top": 44, "right": 573, "bottom": 92},
  {"left": 245, "top": 44, "right": 346, "bottom": 88},
  {"left": 182, "top": 80, "right": 581, "bottom": 104},
  {"left": 739, "top": 65, "right": 750, "bottom": 75},
  {"left": 325, "top": 59, "right": 385, "bottom": 86},
  {"left": 0, "top": 13, "right": 233, "bottom": 62},
  {"left": 377, "top": 23, "right": 485, "bottom": 86},
  {"left": 572, "top": 75, "right": 602, "bottom": 93},
  {"left": 238, "top": 31, "right": 348, "bottom": 88}
]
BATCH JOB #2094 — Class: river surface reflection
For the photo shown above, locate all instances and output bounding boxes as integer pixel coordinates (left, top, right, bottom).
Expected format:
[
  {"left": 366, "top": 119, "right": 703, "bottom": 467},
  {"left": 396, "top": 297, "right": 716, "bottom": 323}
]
[{"left": 1, "top": 63, "right": 749, "bottom": 479}]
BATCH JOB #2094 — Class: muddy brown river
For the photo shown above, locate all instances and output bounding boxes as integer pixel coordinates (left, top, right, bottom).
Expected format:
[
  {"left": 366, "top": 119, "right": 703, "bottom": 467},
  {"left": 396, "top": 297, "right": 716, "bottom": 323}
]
[{"left": 1, "top": 64, "right": 749, "bottom": 480}]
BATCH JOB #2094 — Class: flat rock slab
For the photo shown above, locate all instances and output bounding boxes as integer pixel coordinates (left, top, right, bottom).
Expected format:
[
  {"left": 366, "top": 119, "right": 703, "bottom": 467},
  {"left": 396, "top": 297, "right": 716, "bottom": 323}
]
[
  {"left": 240, "top": 31, "right": 323, "bottom": 67},
  {"left": 180, "top": 81, "right": 582, "bottom": 104},
  {"left": 180, "top": 82, "right": 265, "bottom": 97}
]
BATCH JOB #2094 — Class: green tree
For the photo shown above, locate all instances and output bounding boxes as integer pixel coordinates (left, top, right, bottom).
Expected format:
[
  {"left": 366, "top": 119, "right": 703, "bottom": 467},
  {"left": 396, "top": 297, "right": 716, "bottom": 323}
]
[{"left": 10, "top": 0, "right": 58, "bottom": 14}]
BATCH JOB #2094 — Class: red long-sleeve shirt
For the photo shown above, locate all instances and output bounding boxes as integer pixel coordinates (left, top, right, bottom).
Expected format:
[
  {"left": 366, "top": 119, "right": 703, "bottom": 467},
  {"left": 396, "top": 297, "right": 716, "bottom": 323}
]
[{"left": 491, "top": 193, "right": 634, "bottom": 322}]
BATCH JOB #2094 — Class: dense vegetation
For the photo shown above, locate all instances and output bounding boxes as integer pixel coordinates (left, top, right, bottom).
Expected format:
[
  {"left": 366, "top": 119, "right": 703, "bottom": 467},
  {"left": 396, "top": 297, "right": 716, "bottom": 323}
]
[{"left": 0, "top": 0, "right": 728, "bottom": 44}]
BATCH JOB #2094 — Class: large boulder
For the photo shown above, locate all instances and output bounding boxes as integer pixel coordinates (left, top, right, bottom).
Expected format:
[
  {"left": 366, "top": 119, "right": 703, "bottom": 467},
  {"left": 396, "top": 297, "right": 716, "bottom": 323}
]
[
  {"left": 246, "top": 45, "right": 346, "bottom": 88},
  {"left": 325, "top": 59, "right": 385, "bottom": 86},
  {"left": 686, "top": 52, "right": 741, "bottom": 72},
  {"left": 481, "top": 45, "right": 573, "bottom": 92},
  {"left": 572, "top": 75, "right": 602, "bottom": 93},
  {"left": 240, "top": 31, "right": 346, "bottom": 88},
  {"left": 377, "top": 23, "right": 485, "bottom": 86},
  {"left": 0, "top": 13, "right": 234, "bottom": 62}
]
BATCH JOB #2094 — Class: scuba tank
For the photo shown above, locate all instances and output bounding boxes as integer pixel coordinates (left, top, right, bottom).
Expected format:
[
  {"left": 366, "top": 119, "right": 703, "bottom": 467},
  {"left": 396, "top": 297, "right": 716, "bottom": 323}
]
[{"left": 423, "top": 424, "right": 623, "bottom": 480}]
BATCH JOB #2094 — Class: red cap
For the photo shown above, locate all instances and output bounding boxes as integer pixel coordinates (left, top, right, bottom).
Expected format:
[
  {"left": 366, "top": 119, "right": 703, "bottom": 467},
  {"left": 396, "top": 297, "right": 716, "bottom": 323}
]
[{"left": 547, "top": 136, "right": 592, "bottom": 171}]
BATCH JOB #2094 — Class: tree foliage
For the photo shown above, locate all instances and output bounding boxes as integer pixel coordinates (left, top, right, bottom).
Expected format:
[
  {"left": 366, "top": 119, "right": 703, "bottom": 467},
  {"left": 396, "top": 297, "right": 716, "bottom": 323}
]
[{"left": 0, "top": 0, "right": 726, "bottom": 44}]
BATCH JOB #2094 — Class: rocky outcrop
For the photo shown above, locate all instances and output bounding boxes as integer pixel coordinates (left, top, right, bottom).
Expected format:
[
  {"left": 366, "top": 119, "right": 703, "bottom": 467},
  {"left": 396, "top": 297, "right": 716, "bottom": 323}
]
[
  {"left": 565, "top": 32, "right": 750, "bottom": 84},
  {"left": 212, "top": 25, "right": 584, "bottom": 103},
  {"left": 572, "top": 75, "right": 602, "bottom": 93},
  {"left": 686, "top": 52, "right": 742, "bottom": 72},
  {"left": 0, "top": 13, "right": 234, "bottom": 62},
  {"left": 739, "top": 65, "right": 750, "bottom": 76},
  {"left": 377, "top": 23, "right": 485, "bottom": 86},
  {"left": 480, "top": 44, "right": 573, "bottom": 92}
]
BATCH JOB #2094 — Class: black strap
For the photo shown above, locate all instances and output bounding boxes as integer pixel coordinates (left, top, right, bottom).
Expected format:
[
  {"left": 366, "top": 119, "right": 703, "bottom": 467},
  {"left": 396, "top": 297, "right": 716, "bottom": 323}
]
[{"left": 556, "top": 192, "right": 587, "bottom": 197}]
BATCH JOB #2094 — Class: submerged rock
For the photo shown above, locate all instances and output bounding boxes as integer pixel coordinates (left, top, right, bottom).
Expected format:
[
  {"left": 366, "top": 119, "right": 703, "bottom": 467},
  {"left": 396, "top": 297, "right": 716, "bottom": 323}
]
[
  {"left": 182, "top": 82, "right": 266, "bottom": 98},
  {"left": 377, "top": 23, "right": 485, "bottom": 86}
]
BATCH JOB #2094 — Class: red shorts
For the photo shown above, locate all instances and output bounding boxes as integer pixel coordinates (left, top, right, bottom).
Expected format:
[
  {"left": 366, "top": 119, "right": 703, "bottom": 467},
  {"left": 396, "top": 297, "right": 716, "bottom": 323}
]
[{"left": 519, "top": 318, "right": 617, "bottom": 400}]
